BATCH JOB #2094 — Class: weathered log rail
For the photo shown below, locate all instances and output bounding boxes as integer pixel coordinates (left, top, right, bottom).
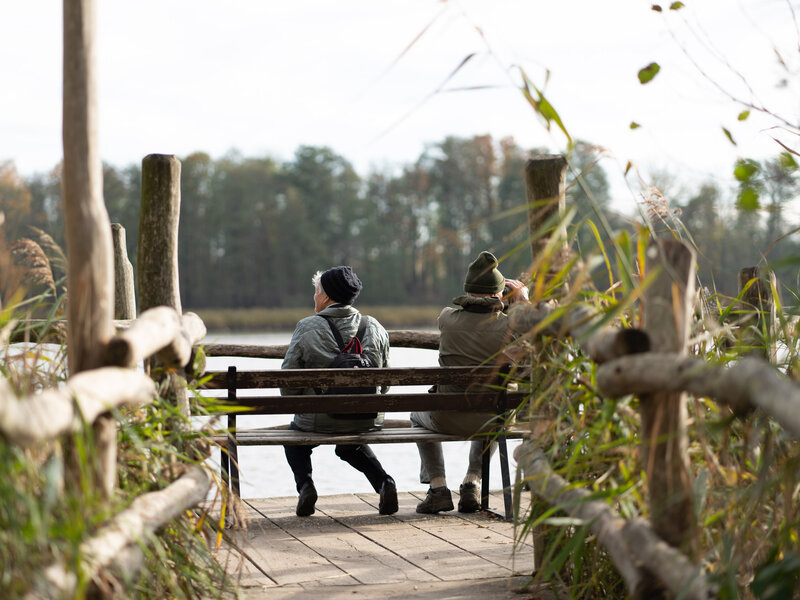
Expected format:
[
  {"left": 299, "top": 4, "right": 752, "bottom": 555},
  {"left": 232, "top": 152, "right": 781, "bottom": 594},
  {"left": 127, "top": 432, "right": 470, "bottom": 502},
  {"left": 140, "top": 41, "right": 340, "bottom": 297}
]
[
  {"left": 7, "top": 305, "right": 210, "bottom": 600},
  {"left": 507, "top": 239, "right": 798, "bottom": 599}
]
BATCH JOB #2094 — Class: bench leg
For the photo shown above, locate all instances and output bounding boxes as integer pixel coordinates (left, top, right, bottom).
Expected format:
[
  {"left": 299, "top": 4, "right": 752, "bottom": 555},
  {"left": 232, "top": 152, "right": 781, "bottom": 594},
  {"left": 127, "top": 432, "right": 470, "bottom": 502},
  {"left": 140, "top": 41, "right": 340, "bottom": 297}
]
[
  {"left": 498, "top": 434, "right": 513, "bottom": 521},
  {"left": 229, "top": 414, "right": 241, "bottom": 497},
  {"left": 480, "top": 439, "right": 490, "bottom": 511},
  {"left": 221, "top": 440, "right": 230, "bottom": 490}
]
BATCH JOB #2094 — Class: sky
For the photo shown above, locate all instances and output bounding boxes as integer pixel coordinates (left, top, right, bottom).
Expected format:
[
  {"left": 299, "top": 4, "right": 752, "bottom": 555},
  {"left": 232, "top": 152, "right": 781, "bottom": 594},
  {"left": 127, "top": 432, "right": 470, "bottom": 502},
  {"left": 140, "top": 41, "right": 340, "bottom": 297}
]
[{"left": 1, "top": 0, "right": 797, "bottom": 215}]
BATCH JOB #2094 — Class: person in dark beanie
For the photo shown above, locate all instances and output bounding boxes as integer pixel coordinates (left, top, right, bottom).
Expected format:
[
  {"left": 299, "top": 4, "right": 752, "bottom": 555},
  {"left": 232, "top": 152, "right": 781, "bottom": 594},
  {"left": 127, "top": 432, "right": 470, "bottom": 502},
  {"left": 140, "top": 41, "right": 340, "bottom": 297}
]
[
  {"left": 280, "top": 266, "right": 398, "bottom": 517},
  {"left": 411, "top": 251, "right": 529, "bottom": 514}
]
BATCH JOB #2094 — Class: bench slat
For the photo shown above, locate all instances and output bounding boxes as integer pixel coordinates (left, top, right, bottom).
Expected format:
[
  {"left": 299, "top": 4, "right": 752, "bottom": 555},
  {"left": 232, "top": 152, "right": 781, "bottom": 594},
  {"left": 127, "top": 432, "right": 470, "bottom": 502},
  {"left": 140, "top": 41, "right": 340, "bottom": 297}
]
[
  {"left": 211, "top": 426, "right": 526, "bottom": 446},
  {"left": 201, "top": 365, "right": 512, "bottom": 390},
  {"left": 206, "top": 391, "right": 527, "bottom": 416}
]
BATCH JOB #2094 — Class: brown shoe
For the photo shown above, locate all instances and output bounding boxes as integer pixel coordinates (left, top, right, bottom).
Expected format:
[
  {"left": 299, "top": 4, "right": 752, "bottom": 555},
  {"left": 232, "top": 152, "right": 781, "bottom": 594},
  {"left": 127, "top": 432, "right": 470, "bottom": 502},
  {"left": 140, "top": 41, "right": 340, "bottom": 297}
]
[
  {"left": 458, "top": 483, "right": 481, "bottom": 513},
  {"left": 416, "top": 486, "right": 454, "bottom": 514}
]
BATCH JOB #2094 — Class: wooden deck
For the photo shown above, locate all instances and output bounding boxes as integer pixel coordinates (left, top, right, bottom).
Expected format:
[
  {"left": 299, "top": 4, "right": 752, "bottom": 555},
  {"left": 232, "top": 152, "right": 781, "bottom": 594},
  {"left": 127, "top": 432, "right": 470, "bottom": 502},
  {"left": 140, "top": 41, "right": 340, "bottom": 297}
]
[{"left": 215, "top": 490, "right": 553, "bottom": 599}]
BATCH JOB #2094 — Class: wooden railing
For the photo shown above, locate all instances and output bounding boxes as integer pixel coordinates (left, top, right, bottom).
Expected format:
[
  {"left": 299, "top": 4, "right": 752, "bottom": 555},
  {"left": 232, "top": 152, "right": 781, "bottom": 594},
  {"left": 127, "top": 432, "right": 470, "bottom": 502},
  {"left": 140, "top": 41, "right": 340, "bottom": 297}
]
[
  {"left": 7, "top": 306, "right": 209, "bottom": 600},
  {"left": 509, "top": 239, "right": 800, "bottom": 600}
]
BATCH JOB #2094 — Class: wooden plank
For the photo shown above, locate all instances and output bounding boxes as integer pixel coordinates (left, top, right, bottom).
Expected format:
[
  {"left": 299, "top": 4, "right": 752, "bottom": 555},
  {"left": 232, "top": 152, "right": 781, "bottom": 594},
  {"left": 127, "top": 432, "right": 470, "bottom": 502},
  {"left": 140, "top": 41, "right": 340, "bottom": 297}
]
[
  {"left": 214, "top": 542, "right": 271, "bottom": 590},
  {"left": 304, "top": 493, "right": 518, "bottom": 582},
  {"left": 215, "top": 494, "right": 549, "bottom": 598},
  {"left": 202, "top": 392, "right": 526, "bottom": 416},
  {"left": 202, "top": 366, "right": 510, "bottom": 389},
  {"left": 400, "top": 490, "right": 528, "bottom": 542},
  {"left": 398, "top": 492, "right": 533, "bottom": 573},
  {"left": 238, "top": 575, "right": 547, "bottom": 600},
  {"left": 217, "top": 427, "right": 525, "bottom": 446},
  {"left": 220, "top": 500, "right": 357, "bottom": 587},
  {"left": 247, "top": 496, "right": 436, "bottom": 585}
]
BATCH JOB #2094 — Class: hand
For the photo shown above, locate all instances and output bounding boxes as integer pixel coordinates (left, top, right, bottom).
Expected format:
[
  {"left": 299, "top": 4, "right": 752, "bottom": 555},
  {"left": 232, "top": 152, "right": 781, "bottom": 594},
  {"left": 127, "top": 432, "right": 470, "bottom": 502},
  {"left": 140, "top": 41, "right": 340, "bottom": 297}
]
[{"left": 503, "top": 278, "right": 529, "bottom": 304}]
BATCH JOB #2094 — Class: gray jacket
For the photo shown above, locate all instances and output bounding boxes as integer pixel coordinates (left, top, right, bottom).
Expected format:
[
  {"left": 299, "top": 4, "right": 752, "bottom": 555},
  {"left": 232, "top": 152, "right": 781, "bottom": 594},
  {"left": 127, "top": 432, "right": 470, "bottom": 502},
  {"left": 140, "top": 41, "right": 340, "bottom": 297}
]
[{"left": 281, "top": 304, "right": 390, "bottom": 433}]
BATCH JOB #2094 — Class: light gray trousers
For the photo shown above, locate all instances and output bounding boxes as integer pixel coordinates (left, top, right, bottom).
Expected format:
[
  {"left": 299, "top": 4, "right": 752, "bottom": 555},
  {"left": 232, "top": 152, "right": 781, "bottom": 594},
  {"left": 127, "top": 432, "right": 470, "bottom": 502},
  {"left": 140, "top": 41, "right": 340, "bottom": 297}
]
[{"left": 410, "top": 411, "right": 499, "bottom": 484}]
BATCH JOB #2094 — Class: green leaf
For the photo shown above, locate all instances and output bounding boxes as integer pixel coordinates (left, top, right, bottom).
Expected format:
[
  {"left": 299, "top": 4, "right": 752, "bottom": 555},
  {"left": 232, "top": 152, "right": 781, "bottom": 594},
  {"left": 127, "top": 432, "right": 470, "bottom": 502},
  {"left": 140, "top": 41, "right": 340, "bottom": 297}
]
[
  {"left": 722, "top": 127, "right": 737, "bottom": 145},
  {"left": 517, "top": 66, "right": 573, "bottom": 150},
  {"left": 733, "top": 159, "right": 760, "bottom": 181},
  {"left": 630, "top": 121, "right": 641, "bottom": 129},
  {"left": 737, "top": 186, "right": 760, "bottom": 210},
  {"left": 751, "top": 551, "right": 800, "bottom": 600},
  {"left": 778, "top": 151, "right": 798, "bottom": 172},
  {"left": 638, "top": 62, "right": 661, "bottom": 84},
  {"left": 737, "top": 110, "right": 750, "bottom": 121},
  {"left": 669, "top": 1, "right": 685, "bottom": 9}
]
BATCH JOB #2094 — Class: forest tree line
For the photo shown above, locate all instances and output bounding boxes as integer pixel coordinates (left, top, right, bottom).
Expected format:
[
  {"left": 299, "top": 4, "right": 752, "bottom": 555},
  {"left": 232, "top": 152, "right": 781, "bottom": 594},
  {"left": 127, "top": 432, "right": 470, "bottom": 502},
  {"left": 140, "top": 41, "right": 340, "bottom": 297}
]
[{"left": 1, "top": 134, "right": 799, "bottom": 309}]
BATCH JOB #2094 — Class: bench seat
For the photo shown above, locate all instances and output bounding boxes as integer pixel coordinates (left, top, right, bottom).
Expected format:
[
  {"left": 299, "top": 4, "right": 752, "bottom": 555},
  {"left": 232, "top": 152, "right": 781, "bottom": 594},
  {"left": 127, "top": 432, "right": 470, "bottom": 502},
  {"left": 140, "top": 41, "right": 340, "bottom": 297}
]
[{"left": 210, "top": 420, "right": 527, "bottom": 446}]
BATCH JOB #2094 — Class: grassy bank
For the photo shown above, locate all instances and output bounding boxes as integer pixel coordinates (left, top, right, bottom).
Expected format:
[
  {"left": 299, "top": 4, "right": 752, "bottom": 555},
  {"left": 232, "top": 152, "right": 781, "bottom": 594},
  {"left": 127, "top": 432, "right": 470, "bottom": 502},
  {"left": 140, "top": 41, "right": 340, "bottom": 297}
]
[{"left": 193, "top": 305, "right": 443, "bottom": 331}]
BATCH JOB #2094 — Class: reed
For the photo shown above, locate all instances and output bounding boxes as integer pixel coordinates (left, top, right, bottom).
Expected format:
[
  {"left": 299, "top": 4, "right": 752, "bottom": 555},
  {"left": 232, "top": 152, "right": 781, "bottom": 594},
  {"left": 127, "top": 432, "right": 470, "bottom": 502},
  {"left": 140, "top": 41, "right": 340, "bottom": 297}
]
[
  {"left": 0, "top": 234, "right": 237, "bottom": 599},
  {"left": 511, "top": 208, "right": 800, "bottom": 598}
]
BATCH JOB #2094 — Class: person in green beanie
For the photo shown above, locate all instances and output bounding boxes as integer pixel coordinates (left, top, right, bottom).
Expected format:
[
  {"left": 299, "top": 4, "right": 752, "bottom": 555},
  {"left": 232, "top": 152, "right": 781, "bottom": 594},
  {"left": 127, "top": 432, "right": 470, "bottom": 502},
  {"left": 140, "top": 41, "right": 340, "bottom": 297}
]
[{"left": 410, "top": 251, "right": 529, "bottom": 514}]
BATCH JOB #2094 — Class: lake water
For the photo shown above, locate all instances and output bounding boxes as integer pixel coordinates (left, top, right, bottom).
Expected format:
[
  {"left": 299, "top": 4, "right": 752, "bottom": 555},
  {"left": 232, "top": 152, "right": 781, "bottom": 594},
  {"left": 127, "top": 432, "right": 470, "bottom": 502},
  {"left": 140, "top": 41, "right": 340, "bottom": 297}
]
[{"left": 200, "top": 330, "right": 523, "bottom": 499}]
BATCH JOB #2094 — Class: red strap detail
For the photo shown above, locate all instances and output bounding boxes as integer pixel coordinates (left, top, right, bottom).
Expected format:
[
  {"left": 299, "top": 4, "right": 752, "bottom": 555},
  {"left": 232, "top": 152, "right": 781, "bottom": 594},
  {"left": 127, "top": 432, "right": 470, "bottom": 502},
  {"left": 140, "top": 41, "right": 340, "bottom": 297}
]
[{"left": 342, "top": 337, "right": 362, "bottom": 354}]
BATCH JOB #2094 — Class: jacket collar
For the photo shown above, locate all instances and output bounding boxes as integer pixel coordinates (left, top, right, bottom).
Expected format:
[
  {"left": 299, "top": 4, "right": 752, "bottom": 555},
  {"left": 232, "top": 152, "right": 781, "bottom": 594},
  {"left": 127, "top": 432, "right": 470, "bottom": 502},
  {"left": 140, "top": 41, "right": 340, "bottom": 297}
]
[
  {"left": 452, "top": 294, "right": 505, "bottom": 313},
  {"left": 317, "top": 304, "right": 359, "bottom": 317}
]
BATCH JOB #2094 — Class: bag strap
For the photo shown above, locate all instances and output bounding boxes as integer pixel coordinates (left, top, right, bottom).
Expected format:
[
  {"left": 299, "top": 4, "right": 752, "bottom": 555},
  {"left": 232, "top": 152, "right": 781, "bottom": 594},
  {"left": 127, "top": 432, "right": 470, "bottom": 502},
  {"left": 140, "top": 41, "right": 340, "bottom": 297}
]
[
  {"left": 317, "top": 314, "right": 345, "bottom": 350},
  {"left": 317, "top": 314, "right": 369, "bottom": 351},
  {"left": 355, "top": 316, "right": 368, "bottom": 343}
]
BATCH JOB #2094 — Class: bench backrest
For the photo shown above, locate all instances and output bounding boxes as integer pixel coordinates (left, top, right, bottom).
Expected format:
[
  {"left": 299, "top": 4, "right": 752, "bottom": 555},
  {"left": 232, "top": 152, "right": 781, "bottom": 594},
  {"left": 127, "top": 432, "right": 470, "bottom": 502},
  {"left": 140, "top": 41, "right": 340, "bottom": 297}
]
[{"left": 200, "top": 365, "right": 527, "bottom": 416}]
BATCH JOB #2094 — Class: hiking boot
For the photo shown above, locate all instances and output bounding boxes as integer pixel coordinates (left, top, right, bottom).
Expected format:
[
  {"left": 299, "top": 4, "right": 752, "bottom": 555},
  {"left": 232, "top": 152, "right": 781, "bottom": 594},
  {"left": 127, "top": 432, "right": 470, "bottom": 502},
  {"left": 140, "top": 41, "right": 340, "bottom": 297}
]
[
  {"left": 416, "top": 486, "right": 454, "bottom": 514},
  {"left": 458, "top": 482, "right": 481, "bottom": 513},
  {"left": 296, "top": 480, "right": 318, "bottom": 517},
  {"left": 379, "top": 477, "right": 398, "bottom": 515}
]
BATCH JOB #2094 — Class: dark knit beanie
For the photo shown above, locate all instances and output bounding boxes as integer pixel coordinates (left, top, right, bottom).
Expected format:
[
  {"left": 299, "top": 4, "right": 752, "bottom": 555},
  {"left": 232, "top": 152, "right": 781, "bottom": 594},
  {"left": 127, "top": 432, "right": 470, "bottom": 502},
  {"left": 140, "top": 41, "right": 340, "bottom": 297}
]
[
  {"left": 464, "top": 251, "right": 505, "bottom": 294},
  {"left": 320, "top": 266, "right": 362, "bottom": 305}
]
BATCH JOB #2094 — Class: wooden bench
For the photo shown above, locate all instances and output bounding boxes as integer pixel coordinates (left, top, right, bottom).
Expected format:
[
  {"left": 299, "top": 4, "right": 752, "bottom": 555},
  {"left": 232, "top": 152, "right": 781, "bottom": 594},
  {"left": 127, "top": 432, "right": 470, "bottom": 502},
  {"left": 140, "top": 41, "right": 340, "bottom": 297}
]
[{"left": 199, "top": 365, "right": 527, "bottom": 520}]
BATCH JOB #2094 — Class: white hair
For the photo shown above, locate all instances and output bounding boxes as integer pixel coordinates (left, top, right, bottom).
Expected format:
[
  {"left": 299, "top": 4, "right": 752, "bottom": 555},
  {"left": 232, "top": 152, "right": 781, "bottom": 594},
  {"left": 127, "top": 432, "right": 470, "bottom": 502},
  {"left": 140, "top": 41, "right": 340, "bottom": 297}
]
[{"left": 311, "top": 270, "right": 324, "bottom": 291}]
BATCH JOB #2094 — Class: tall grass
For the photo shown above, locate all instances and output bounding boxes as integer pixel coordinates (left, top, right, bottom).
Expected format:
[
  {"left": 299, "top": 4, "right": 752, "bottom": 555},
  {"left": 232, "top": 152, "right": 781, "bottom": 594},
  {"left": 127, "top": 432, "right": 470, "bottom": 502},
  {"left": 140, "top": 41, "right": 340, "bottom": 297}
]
[
  {"left": 512, "top": 211, "right": 800, "bottom": 599},
  {"left": 0, "top": 234, "right": 238, "bottom": 599}
]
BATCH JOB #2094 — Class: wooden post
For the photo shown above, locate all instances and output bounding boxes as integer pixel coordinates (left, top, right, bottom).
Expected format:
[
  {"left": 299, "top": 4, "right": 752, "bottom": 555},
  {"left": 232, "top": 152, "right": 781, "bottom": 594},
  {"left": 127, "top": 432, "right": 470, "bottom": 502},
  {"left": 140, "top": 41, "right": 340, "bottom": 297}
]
[
  {"left": 112, "top": 223, "right": 136, "bottom": 320},
  {"left": 137, "top": 154, "right": 189, "bottom": 416},
  {"left": 138, "top": 154, "right": 182, "bottom": 314},
  {"left": 524, "top": 156, "right": 569, "bottom": 275},
  {"left": 641, "top": 239, "right": 697, "bottom": 556},
  {"left": 522, "top": 156, "right": 569, "bottom": 571},
  {"left": 738, "top": 266, "right": 777, "bottom": 362},
  {"left": 62, "top": 0, "right": 117, "bottom": 497}
]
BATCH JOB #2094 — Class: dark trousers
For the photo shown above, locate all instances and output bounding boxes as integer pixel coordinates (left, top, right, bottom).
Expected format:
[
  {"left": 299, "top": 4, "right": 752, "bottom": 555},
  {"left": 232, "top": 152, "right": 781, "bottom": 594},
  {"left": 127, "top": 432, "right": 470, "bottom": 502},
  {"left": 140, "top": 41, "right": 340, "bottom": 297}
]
[{"left": 283, "top": 424, "right": 390, "bottom": 493}]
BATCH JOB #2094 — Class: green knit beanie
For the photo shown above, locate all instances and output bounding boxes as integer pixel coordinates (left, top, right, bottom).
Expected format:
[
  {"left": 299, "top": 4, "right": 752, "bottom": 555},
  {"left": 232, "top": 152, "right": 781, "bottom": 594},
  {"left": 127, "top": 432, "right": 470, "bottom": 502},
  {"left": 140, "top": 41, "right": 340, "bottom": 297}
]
[{"left": 464, "top": 251, "right": 505, "bottom": 294}]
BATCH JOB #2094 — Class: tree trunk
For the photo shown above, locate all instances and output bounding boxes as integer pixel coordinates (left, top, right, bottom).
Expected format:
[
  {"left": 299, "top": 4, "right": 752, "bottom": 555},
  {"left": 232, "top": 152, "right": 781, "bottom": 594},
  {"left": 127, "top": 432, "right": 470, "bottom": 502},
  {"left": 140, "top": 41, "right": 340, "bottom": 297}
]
[
  {"left": 62, "top": 0, "right": 116, "bottom": 498},
  {"left": 641, "top": 239, "right": 697, "bottom": 556}
]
